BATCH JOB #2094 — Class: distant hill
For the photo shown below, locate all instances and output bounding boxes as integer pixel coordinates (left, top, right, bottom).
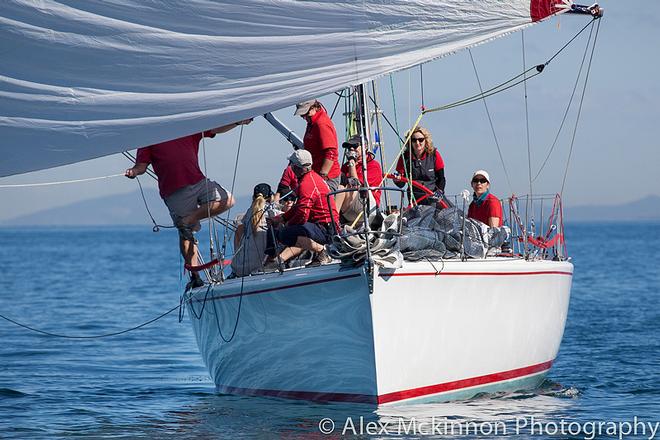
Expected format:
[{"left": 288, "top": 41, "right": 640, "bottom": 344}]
[
  {"left": 563, "top": 195, "right": 660, "bottom": 222},
  {"left": 1, "top": 189, "right": 252, "bottom": 226},
  {"left": 2, "top": 192, "right": 658, "bottom": 226}
]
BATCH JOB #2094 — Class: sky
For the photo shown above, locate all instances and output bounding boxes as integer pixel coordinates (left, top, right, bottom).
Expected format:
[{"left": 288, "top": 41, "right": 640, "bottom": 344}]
[{"left": 0, "top": 0, "right": 657, "bottom": 223}]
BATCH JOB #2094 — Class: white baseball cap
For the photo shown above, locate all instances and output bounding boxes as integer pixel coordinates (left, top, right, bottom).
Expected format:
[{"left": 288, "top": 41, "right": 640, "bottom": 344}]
[
  {"left": 287, "top": 149, "right": 313, "bottom": 167},
  {"left": 472, "top": 170, "right": 490, "bottom": 182}
]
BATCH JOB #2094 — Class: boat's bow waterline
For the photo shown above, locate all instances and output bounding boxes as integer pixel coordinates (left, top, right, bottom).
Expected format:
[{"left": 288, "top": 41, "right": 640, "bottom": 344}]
[{"left": 185, "top": 258, "right": 572, "bottom": 405}]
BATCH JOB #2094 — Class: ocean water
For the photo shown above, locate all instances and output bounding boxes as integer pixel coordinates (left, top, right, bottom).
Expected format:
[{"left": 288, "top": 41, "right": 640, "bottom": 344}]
[{"left": 0, "top": 223, "right": 658, "bottom": 439}]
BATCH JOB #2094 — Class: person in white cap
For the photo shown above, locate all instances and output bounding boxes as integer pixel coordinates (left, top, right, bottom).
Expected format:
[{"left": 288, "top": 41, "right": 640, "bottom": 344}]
[
  {"left": 467, "top": 170, "right": 503, "bottom": 227},
  {"left": 266, "top": 149, "right": 339, "bottom": 267}
]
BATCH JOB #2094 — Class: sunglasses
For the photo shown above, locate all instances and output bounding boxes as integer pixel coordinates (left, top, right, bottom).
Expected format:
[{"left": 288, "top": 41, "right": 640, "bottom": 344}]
[
  {"left": 412, "top": 137, "right": 425, "bottom": 143},
  {"left": 472, "top": 178, "right": 488, "bottom": 184}
]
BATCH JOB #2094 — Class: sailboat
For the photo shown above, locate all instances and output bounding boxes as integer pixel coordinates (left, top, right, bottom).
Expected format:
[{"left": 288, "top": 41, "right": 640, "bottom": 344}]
[{"left": 0, "top": 0, "right": 601, "bottom": 405}]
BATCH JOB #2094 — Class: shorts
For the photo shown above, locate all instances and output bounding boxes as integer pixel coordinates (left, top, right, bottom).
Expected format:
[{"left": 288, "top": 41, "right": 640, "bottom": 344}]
[
  {"left": 341, "top": 190, "right": 377, "bottom": 224},
  {"left": 164, "top": 178, "right": 229, "bottom": 235},
  {"left": 325, "top": 176, "right": 340, "bottom": 192},
  {"left": 277, "top": 222, "right": 334, "bottom": 247}
]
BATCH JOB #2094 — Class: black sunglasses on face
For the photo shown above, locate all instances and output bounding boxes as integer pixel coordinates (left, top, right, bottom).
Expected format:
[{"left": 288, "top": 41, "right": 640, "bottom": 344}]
[
  {"left": 412, "top": 137, "right": 425, "bottom": 143},
  {"left": 472, "top": 178, "right": 488, "bottom": 184}
]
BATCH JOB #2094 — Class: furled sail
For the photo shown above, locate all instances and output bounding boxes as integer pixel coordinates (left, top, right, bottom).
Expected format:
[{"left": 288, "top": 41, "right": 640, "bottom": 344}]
[{"left": 0, "top": 0, "right": 570, "bottom": 177}]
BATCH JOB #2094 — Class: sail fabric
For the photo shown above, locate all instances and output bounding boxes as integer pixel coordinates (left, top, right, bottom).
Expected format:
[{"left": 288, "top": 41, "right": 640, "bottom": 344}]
[{"left": 0, "top": 0, "right": 566, "bottom": 177}]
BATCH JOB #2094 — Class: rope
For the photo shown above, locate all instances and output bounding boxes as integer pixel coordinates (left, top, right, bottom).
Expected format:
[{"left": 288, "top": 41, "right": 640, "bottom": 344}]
[
  {"left": 0, "top": 174, "right": 123, "bottom": 188},
  {"left": 533, "top": 20, "right": 596, "bottom": 182},
  {"left": 561, "top": 18, "right": 601, "bottom": 196},
  {"left": 135, "top": 176, "right": 175, "bottom": 231},
  {"left": 222, "top": 125, "right": 245, "bottom": 259},
  {"left": 468, "top": 49, "right": 513, "bottom": 194},
  {"left": 423, "top": 18, "right": 597, "bottom": 116},
  {"left": 0, "top": 304, "right": 181, "bottom": 339}
]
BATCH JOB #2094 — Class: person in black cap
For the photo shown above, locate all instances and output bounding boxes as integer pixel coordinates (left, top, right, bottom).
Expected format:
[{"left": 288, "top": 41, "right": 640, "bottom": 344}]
[
  {"left": 231, "top": 183, "right": 278, "bottom": 276},
  {"left": 339, "top": 134, "right": 383, "bottom": 224}
]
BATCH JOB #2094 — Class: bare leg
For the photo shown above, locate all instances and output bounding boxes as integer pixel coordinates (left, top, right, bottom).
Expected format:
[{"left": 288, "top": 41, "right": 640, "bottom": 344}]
[
  {"left": 181, "top": 194, "right": 235, "bottom": 226},
  {"left": 278, "top": 246, "right": 304, "bottom": 262},
  {"left": 295, "top": 236, "right": 324, "bottom": 253},
  {"left": 180, "top": 236, "right": 198, "bottom": 267}
]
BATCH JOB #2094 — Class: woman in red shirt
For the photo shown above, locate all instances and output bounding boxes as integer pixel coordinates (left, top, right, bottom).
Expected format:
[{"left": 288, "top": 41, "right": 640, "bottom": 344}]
[{"left": 467, "top": 170, "right": 502, "bottom": 227}]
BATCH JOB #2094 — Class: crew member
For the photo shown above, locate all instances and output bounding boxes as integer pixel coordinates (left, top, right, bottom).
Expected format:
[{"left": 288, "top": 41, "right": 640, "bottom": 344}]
[
  {"left": 394, "top": 126, "right": 446, "bottom": 205},
  {"left": 467, "top": 170, "right": 502, "bottom": 227},
  {"left": 125, "top": 119, "right": 252, "bottom": 289}
]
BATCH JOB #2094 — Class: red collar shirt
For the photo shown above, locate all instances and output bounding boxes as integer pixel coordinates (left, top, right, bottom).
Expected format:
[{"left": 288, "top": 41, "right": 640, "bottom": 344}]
[
  {"left": 467, "top": 193, "right": 503, "bottom": 226},
  {"left": 303, "top": 108, "right": 340, "bottom": 179},
  {"left": 283, "top": 171, "right": 339, "bottom": 227},
  {"left": 341, "top": 155, "right": 383, "bottom": 205}
]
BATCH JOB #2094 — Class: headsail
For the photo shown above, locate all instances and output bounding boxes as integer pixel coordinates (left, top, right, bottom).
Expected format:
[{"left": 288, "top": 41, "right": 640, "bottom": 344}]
[{"left": 1, "top": 0, "right": 574, "bottom": 177}]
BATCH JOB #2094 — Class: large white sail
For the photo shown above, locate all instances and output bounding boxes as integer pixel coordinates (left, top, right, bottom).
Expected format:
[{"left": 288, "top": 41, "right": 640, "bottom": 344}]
[{"left": 0, "top": 0, "right": 568, "bottom": 177}]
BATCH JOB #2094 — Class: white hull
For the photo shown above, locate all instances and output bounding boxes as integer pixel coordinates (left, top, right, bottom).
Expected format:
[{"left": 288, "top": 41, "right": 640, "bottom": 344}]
[{"left": 186, "top": 258, "right": 572, "bottom": 405}]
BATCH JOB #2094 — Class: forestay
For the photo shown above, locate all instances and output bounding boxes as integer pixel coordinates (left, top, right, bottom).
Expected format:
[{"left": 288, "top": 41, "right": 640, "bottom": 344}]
[{"left": 0, "top": 0, "right": 568, "bottom": 177}]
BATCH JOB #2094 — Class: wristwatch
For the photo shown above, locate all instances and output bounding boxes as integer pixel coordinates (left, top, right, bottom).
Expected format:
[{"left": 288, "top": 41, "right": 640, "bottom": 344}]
[{"left": 320, "top": 172, "right": 328, "bottom": 179}]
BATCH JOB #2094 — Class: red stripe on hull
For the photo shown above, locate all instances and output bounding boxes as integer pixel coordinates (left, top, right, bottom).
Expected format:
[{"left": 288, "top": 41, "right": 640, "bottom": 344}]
[
  {"left": 378, "top": 360, "right": 554, "bottom": 404},
  {"left": 216, "top": 360, "right": 553, "bottom": 405},
  {"left": 530, "top": 0, "right": 562, "bottom": 22},
  {"left": 380, "top": 271, "right": 572, "bottom": 278}
]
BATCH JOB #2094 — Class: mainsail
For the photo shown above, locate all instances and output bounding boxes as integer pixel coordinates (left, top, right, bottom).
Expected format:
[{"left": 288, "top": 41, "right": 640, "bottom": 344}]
[{"left": 0, "top": 0, "right": 571, "bottom": 177}]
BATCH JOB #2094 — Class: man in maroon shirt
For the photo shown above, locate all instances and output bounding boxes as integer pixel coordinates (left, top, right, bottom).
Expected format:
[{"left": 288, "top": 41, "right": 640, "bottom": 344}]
[
  {"left": 125, "top": 119, "right": 251, "bottom": 288},
  {"left": 267, "top": 149, "right": 338, "bottom": 267}
]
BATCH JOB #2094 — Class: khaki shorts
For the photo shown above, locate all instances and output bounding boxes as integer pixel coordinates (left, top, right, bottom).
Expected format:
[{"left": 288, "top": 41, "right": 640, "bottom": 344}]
[{"left": 164, "top": 178, "right": 229, "bottom": 233}]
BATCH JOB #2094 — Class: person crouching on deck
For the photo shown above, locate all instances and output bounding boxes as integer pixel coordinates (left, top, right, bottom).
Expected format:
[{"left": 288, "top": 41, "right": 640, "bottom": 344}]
[
  {"left": 266, "top": 149, "right": 338, "bottom": 267},
  {"left": 467, "top": 170, "right": 503, "bottom": 227}
]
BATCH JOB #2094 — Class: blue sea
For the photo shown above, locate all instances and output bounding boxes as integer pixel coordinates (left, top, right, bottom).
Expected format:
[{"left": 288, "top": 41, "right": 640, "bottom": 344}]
[{"left": 1, "top": 223, "right": 658, "bottom": 439}]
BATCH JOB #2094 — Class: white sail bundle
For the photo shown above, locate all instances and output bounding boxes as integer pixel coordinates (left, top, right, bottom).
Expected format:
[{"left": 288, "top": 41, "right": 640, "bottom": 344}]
[{"left": 0, "top": 0, "right": 567, "bottom": 177}]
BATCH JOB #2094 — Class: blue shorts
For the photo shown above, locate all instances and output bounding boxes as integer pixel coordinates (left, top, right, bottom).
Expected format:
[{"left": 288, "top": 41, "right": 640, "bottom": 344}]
[{"left": 278, "top": 222, "right": 333, "bottom": 247}]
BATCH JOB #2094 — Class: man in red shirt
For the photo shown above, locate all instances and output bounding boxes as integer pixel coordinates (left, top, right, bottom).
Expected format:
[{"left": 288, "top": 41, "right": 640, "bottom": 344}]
[
  {"left": 267, "top": 149, "right": 338, "bottom": 266},
  {"left": 125, "top": 119, "right": 251, "bottom": 288},
  {"left": 295, "top": 100, "right": 341, "bottom": 192},
  {"left": 467, "top": 170, "right": 503, "bottom": 227},
  {"left": 339, "top": 135, "right": 383, "bottom": 224}
]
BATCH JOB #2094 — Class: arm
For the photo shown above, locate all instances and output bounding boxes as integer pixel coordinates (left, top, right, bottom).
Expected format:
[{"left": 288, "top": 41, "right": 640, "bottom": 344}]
[
  {"left": 125, "top": 162, "right": 148, "bottom": 178},
  {"left": 434, "top": 168, "right": 446, "bottom": 192},
  {"left": 393, "top": 157, "right": 406, "bottom": 188},
  {"left": 488, "top": 198, "right": 503, "bottom": 227},
  {"left": 209, "top": 119, "right": 253, "bottom": 134},
  {"left": 433, "top": 150, "right": 446, "bottom": 191}
]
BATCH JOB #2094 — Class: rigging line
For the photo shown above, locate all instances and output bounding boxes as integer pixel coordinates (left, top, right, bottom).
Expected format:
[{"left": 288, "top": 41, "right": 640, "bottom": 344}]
[
  {"left": 522, "top": 30, "right": 532, "bottom": 258},
  {"left": 389, "top": 73, "right": 404, "bottom": 148},
  {"left": 420, "top": 64, "right": 426, "bottom": 110},
  {"left": 200, "top": 134, "right": 217, "bottom": 273},
  {"left": 522, "top": 31, "right": 533, "bottom": 197},
  {"left": 0, "top": 304, "right": 181, "bottom": 339},
  {"left": 533, "top": 20, "right": 595, "bottom": 182},
  {"left": 424, "top": 18, "right": 597, "bottom": 116},
  {"left": 0, "top": 174, "right": 123, "bottom": 188},
  {"left": 135, "top": 176, "right": 175, "bottom": 231},
  {"left": 424, "top": 69, "right": 542, "bottom": 114},
  {"left": 122, "top": 151, "right": 157, "bottom": 180},
  {"left": 222, "top": 125, "right": 245, "bottom": 257},
  {"left": 330, "top": 90, "right": 343, "bottom": 119},
  {"left": 561, "top": 18, "right": 601, "bottom": 196},
  {"left": 468, "top": 49, "right": 513, "bottom": 194},
  {"left": 368, "top": 96, "right": 406, "bottom": 145}
]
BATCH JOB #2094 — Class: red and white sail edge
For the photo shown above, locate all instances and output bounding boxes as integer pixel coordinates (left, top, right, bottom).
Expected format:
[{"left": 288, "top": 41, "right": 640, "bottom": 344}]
[{"left": 0, "top": 0, "right": 576, "bottom": 177}]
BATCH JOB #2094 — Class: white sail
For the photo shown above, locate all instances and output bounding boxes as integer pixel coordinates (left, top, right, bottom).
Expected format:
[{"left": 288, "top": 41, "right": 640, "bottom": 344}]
[{"left": 0, "top": 0, "right": 568, "bottom": 177}]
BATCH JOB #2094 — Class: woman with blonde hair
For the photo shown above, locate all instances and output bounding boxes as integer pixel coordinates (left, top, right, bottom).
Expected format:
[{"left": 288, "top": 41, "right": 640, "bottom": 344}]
[
  {"left": 394, "top": 126, "right": 446, "bottom": 206},
  {"left": 231, "top": 183, "right": 277, "bottom": 277}
]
